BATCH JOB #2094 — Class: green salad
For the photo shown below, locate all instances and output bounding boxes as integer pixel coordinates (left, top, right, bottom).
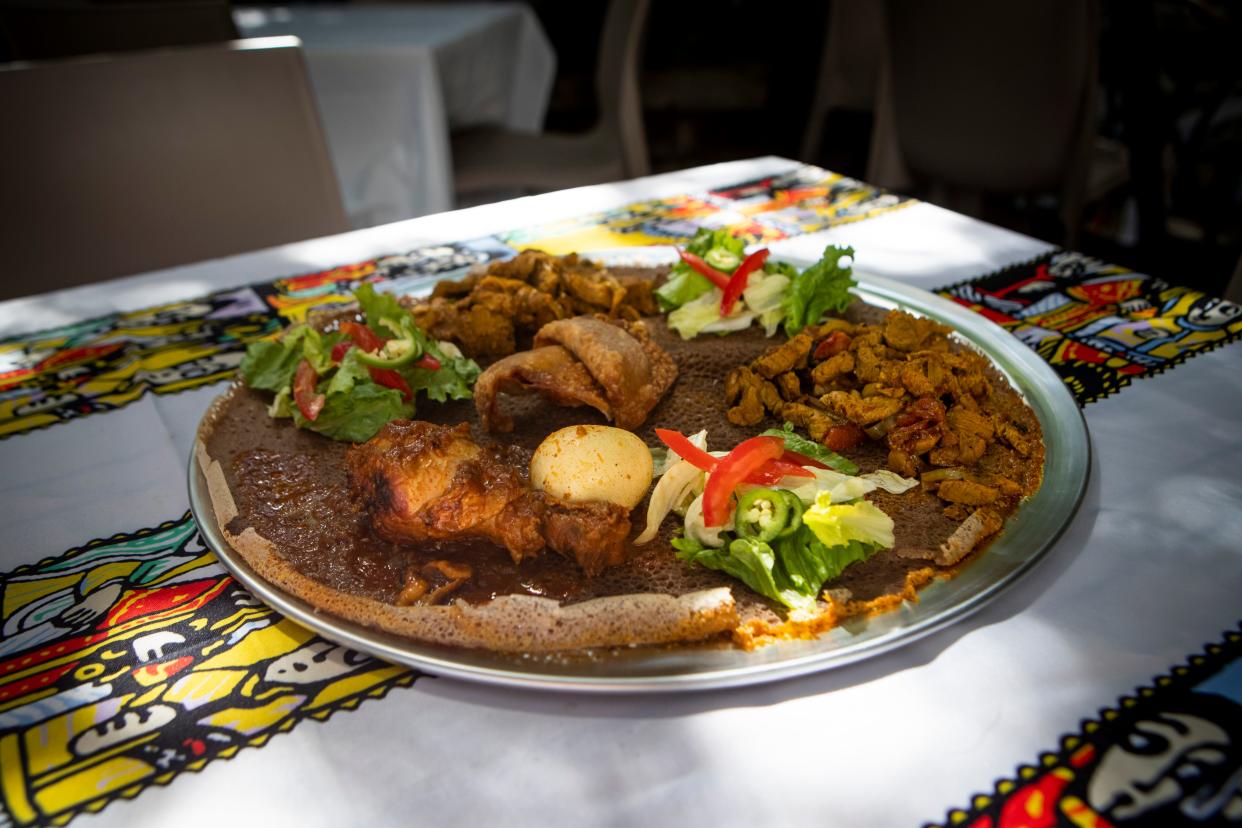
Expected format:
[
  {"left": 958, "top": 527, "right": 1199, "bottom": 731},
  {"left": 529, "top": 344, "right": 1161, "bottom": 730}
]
[
  {"left": 656, "top": 228, "right": 857, "bottom": 339},
  {"left": 238, "top": 283, "right": 480, "bottom": 442},
  {"left": 641, "top": 427, "right": 917, "bottom": 609}
]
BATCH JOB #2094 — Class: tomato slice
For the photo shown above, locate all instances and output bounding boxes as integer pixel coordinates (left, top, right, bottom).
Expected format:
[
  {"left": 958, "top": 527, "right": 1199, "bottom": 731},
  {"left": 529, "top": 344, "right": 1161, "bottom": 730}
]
[
  {"left": 813, "top": 330, "right": 852, "bottom": 360},
  {"left": 293, "top": 359, "right": 325, "bottom": 421},
  {"left": 701, "top": 436, "right": 784, "bottom": 527},
  {"left": 330, "top": 341, "right": 353, "bottom": 363},
  {"left": 676, "top": 249, "right": 730, "bottom": 290},
  {"left": 414, "top": 353, "right": 441, "bottom": 371},
  {"left": 340, "top": 320, "right": 384, "bottom": 353},
  {"left": 719, "top": 248, "right": 769, "bottom": 316},
  {"left": 368, "top": 367, "right": 412, "bottom": 401}
]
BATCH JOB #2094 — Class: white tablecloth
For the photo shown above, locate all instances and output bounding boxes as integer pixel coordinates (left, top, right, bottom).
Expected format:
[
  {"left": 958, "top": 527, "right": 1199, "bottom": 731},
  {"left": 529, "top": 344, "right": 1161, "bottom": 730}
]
[
  {"left": 1, "top": 157, "right": 1240, "bottom": 827},
  {"left": 235, "top": 3, "right": 555, "bottom": 228}
]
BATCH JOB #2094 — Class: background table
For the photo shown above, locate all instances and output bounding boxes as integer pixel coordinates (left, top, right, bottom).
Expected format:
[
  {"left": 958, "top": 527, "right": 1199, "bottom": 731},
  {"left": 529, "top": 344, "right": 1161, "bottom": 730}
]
[
  {"left": 234, "top": 3, "right": 555, "bottom": 228},
  {"left": 1, "top": 157, "right": 1239, "bottom": 827}
]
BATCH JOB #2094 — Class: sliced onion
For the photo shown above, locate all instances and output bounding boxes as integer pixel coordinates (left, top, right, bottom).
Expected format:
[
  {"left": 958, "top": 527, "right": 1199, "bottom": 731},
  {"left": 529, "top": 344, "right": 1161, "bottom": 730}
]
[
  {"left": 865, "top": 415, "right": 899, "bottom": 440},
  {"left": 635, "top": 459, "right": 705, "bottom": 544},
  {"left": 920, "top": 467, "right": 968, "bottom": 487}
]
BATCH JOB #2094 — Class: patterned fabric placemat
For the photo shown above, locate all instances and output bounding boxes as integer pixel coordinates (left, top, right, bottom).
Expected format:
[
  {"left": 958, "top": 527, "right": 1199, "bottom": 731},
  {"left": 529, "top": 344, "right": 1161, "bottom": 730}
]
[
  {"left": 0, "top": 166, "right": 910, "bottom": 442},
  {"left": 0, "top": 514, "right": 419, "bottom": 827},
  {"left": 928, "top": 624, "right": 1242, "bottom": 827},
  {"left": 938, "top": 251, "right": 1242, "bottom": 405}
]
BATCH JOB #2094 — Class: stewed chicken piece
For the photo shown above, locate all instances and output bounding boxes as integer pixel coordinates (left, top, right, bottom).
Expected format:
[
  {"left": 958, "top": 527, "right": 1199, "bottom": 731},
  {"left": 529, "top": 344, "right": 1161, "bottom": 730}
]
[{"left": 347, "top": 421, "right": 632, "bottom": 575}]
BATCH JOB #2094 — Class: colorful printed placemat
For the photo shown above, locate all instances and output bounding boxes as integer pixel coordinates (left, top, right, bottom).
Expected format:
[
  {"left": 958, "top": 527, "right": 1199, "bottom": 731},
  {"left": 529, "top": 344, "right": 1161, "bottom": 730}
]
[
  {"left": 0, "top": 165, "right": 910, "bottom": 442},
  {"left": 0, "top": 514, "right": 419, "bottom": 827},
  {"left": 928, "top": 624, "right": 1242, "bottom": 827},
  {"left": 938, "top": 251, "right": 1242, "bottom": 405}
]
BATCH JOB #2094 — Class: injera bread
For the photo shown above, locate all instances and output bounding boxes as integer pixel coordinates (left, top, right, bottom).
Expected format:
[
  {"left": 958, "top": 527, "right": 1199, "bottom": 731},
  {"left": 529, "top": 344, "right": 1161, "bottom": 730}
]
[{"left": 195, "top": 291, "right": 1042, "bottom": 653}]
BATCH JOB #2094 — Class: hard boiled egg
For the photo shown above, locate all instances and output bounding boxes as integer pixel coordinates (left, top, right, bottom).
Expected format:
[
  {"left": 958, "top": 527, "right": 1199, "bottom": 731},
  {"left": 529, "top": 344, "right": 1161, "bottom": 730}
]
[{"left": 530, "top": 425, "right": 653, "bottom": 509}]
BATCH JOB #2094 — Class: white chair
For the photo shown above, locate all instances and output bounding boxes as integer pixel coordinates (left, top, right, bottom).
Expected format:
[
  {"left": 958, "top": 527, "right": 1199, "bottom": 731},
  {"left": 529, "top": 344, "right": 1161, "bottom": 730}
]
[
  {"left": 450, "top": 0, "right": 650, "bottom": 203},
  {"left": 0, "top": 37, "right": 349, "bottom": 301}
]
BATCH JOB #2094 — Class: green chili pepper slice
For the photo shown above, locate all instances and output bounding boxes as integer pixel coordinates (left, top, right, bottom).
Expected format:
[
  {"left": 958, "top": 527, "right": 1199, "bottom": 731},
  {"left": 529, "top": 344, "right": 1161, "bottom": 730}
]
[
  {"left": 774, "top": 489, "right": 804, "bottom": 539},
  {"left": 354, "top": 337, "right": 423, "bottom": 368},
  {"left": 735, "top": 487, "right": 795, "bottom": 542}
]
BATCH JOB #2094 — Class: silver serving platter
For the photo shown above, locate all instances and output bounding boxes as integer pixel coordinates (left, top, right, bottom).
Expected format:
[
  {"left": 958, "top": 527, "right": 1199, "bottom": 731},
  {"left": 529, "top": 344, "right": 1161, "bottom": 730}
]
[{"left": 189, "top": 264, "right": 1089, "bottom": 693}]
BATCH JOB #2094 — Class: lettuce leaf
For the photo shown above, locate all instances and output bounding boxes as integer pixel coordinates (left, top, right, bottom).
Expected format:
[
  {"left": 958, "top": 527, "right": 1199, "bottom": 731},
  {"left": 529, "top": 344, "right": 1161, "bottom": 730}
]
[
  {"left": 292, "top": 381, "right": 410, "bottom": 443},
  {"left": 354, "top": 282, "right": 409, "bottom": 339},
  {"left": 774, "top": 529, "right": 875, "bottom": 597},
  {"left": 409, "top": 343, "right": 479, "bottom": 402},
  {"left": 674, "top": 521, "right": 883, "bottom": 610},
  {"left": 673, "top": 536, "right": 804, "bottom": 608},
  {"left": 239, "top": 338, "right": 302, "bottom": 392},
  {"left": 239, "top": 325, "right": 336, "bottom": 390},
  {"left": 760, "top": 421, "right": 858, "bottom": 475},
  {"left": 803, "top": 491, "right": 896, "bottom": 549},
  {"left": 782, "top": 245, "right": 856, "bottom": 335}
]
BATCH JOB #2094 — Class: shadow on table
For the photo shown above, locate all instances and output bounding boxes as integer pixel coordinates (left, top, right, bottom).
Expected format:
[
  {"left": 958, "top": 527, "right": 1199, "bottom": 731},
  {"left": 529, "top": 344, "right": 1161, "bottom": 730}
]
[{"left": 417, "top": 442, "right": 1103, "bottom": 717}]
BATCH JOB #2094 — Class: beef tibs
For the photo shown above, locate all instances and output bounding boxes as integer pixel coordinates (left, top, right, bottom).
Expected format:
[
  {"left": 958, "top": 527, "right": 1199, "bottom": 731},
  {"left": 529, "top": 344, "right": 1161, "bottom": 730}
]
[
  {"left": 347, "top": 420, "right": 632, "bottom": 576},
  {"left": 725, "top": 309, "right": 1043, "bottom": 521},
  {"left": 410, "top": 250, "right": 660, "bottom": 357},
  {"left": 475, "top": 315, "right": 677, "bottom": 432}
]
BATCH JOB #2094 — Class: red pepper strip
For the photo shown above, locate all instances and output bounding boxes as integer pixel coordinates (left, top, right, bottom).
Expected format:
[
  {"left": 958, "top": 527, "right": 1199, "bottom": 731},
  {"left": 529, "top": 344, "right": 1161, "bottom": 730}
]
[
  {"left": 655, "top": 428, "right": 717, "bottom": 471},
  {"left": 702, "top": 436, "right": 785, "bottom": 527},
  {"left": 414, "top": 353, "right": 441, "bottom": 371},
  {"left": 753, "top": 458, "right": 815, "bottom": 481},
  {"left": 676, "top": 249, "right": 730, "bottom": 290},
  {"left": 368, "top": 367, "right": 412, "bottom": 401},
  {"left": 293, "top": 359, "right": 325, "bottom": 420},
  {"left": 781, "top": 449, "right": 829, "bottom": 470},
  {"left": 719, "top": 248, "right": 769, "bottom": 316},
  {"left": 656, "top": 428, "right": 813, "bottom": 485}
]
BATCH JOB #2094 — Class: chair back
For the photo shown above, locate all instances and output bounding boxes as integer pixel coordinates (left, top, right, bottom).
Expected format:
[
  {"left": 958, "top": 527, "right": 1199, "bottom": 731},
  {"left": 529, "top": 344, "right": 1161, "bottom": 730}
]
[
  {"left": 0, "top": 37, "right": 348, "bottom": 300},
  {"left": 595, "top": 0, "right": 651, "bottom": 178},
  {"left": 883, "top": 0, "right": 1097, "bottom": 193}
]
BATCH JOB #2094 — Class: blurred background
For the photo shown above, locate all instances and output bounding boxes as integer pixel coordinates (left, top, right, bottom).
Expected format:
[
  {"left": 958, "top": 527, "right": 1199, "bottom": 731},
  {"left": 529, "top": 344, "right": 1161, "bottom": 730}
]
[{"left": 2, "top": 0, "right": 1239, "bottom": 298}]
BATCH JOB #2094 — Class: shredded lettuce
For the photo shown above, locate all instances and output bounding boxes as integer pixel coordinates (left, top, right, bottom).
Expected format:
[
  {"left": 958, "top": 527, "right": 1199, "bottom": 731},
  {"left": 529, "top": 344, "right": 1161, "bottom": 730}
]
[
  {"left": 802, "top": 491, "right": 895, "bottom": 550},
  {"left": 667, "top": 289, "right": 755, "bottom": 339},
  {"left": 741, "top": 271, "right": 790, "bottom": 336},
  {"left": 783, "top": 467, "right": 875, "bottom": 505},
  {"left": 782, "top": 245, "right": 857, "bottom": 335}
]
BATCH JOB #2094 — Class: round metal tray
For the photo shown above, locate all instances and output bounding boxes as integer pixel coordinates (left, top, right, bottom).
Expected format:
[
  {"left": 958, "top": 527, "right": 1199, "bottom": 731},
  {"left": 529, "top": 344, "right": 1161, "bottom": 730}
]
[{"left": 189, "top": 268, "right": 1089, "bottom": 693}]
